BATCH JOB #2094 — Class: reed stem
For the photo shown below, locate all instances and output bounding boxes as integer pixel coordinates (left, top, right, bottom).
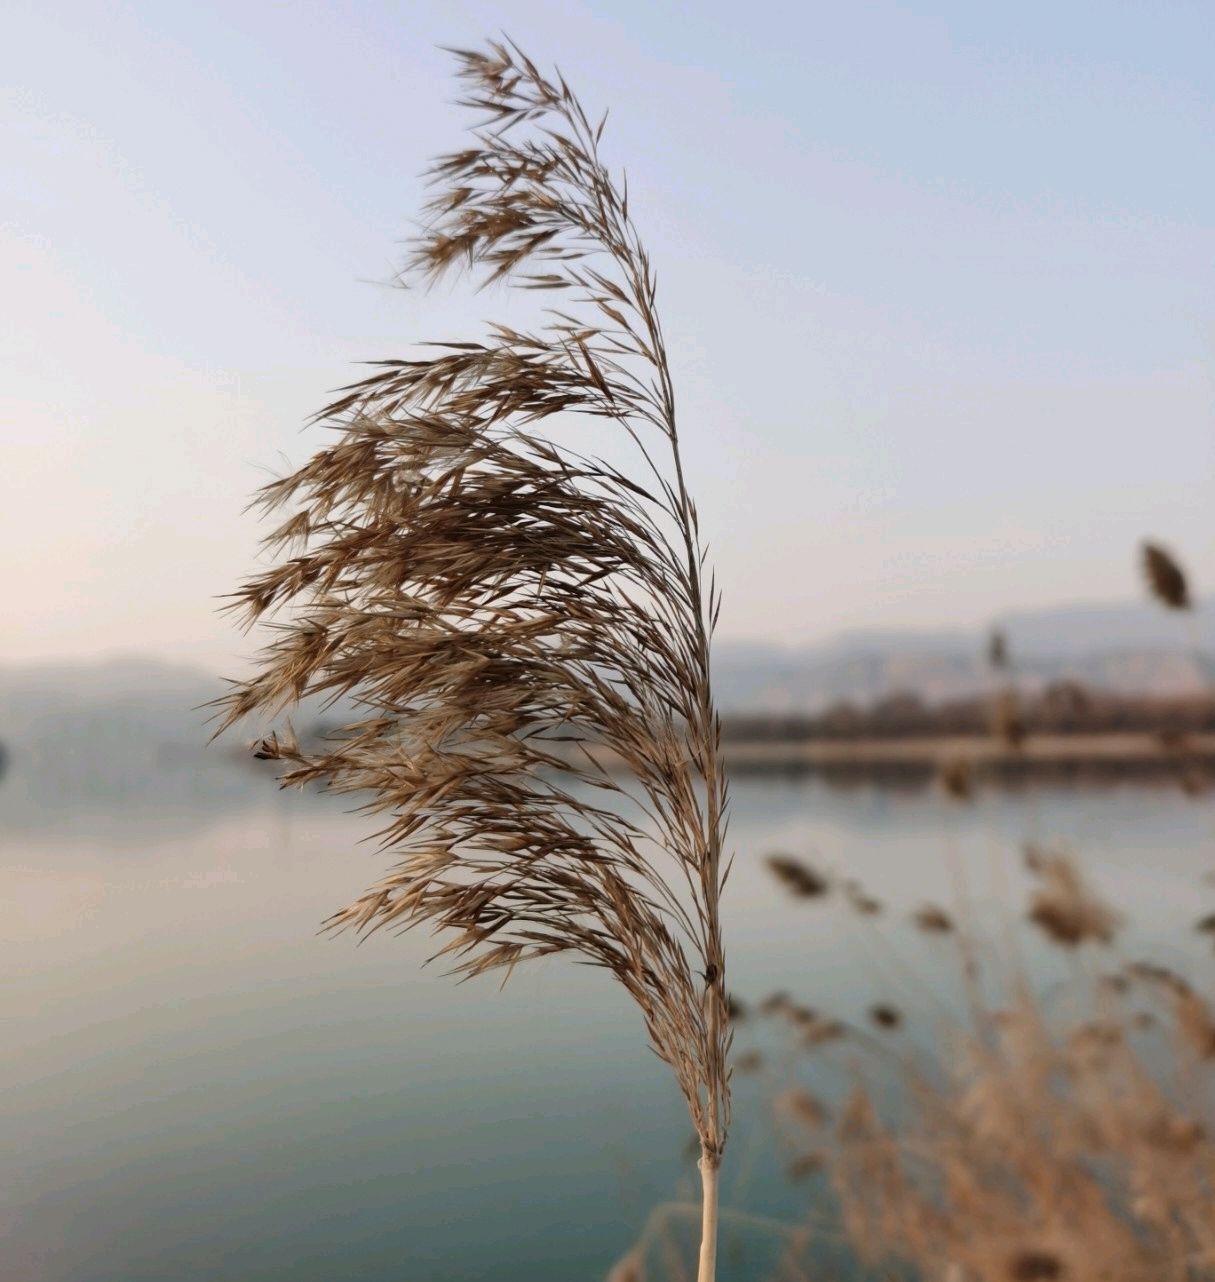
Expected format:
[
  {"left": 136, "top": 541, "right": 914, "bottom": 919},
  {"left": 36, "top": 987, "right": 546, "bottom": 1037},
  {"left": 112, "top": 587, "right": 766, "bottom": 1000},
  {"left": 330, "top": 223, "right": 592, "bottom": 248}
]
[{"left": 697, "top": 1149, "right": 720, "bottom": 1282}]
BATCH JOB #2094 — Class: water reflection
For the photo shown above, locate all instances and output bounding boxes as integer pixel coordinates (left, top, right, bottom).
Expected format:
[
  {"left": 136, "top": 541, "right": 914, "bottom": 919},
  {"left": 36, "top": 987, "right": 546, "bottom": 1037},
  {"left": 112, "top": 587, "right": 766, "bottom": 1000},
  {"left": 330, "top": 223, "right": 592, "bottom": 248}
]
[{"left": 4, "top": 771, "right": 1211, "bottom": 1281}]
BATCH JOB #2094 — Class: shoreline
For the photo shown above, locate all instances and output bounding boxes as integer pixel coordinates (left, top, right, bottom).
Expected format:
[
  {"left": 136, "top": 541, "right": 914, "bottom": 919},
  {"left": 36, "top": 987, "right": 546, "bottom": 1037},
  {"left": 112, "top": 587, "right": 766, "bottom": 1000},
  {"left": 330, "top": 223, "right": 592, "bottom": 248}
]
[
  {"left": 564, "top": 733, "right": 1215, "bottom": 787},
  {"left": 719, "top": 732, "right": 1215, "bottom": 784}
]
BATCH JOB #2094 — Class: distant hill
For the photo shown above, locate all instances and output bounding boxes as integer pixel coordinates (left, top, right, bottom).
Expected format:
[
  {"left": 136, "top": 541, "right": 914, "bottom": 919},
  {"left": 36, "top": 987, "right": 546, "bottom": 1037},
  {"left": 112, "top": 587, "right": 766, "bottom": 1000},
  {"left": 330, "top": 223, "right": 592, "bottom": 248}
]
[
  {"left": 0, "top": 656, "right": 276, "bottom": 833},
  {"left": 1, "top": 598, "right": 1211, "bottom": 814},
  {"left": 713, "top": 598, "right": 1215, "bottom": 712}
]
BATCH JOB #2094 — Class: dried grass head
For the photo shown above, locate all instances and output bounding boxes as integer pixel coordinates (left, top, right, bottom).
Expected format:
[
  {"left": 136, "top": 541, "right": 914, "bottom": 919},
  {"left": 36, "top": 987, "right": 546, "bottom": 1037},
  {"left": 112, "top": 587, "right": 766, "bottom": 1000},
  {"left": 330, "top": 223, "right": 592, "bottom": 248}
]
[
  {"left": 844, "top": 878, "right": 882, "bottom": 916},
  {"left": 991, "top": 689, "right": 1027, "bottom": 750},
  {"left": 1025, "top": 845, "right": 1122, "bottom": 948},
  {"left": 734, "top": 1050, "right": 764, "bottom": 1074},
  {"left": 939, "top": 755, "right": 974, "bottom": 800},
  {"left": 914, "top": 904, "right": 954, "bottom": 934},
  {"left": 212, "top": 38, "right": 730, "bottom": 1168},
  {"left": 1007, "top": 1248, "right": 1065, "bottom": 1280},
  {"left": 774, "top": 1087, "right": 829, "bottom": 1131},
  {"left": 786, "top": 1153, "right": 825, "bottom": 1181},
  {"left": 869, "top": 1002, "right": 902, "bottom": 1030},
  {"left": 765, "top": 854, "right": 830, "bottom": 899},
  {"left": 821, "top": 968, "right": 1215, "bottom": 1282},
  {"left": 1140, "top": 540, "right": 1190, "bottom": 610}
]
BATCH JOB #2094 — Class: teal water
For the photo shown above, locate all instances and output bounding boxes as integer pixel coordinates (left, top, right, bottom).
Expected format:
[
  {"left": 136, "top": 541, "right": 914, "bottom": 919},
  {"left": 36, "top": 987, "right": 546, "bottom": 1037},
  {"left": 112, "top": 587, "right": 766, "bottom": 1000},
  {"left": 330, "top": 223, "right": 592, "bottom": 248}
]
[{"left": 4, "top": 771, "right": 1212, "bottom": 1281}]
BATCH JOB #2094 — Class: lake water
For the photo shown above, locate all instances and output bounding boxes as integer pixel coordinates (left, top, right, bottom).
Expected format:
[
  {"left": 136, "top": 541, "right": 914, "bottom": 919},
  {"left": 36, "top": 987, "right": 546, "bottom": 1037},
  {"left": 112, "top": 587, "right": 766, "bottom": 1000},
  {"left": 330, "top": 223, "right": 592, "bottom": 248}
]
[{"left": 4, "top": 764, "right": 1213, "bottom": 1281}]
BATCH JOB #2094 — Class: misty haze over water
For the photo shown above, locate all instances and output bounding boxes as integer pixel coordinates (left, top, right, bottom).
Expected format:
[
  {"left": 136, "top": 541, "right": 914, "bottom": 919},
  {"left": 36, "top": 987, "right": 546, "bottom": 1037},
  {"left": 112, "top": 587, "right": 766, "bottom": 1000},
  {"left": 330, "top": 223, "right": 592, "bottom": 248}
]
[{"left": 4, "top": 637, "right": 1213, "bottom": 1280}]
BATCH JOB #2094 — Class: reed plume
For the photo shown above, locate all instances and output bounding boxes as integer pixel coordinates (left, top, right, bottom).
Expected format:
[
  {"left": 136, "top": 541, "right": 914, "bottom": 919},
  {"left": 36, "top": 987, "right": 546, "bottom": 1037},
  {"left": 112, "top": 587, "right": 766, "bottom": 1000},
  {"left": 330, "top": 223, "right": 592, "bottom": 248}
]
[
  {"left": 1141, "top": 540, "right": 1191, "bottom": 610},
  {"left": 743, "top": 843, "right": 1215, "bottom": 1282},
  {"left": 1025, "top": 843, "right": 1122, "bottom": 948},
  {"left": 765, "top": 854, "right": 830, "bottom": 899},
  {"left": 213, "top": 39, "right": 731, "bottom": 1280}
]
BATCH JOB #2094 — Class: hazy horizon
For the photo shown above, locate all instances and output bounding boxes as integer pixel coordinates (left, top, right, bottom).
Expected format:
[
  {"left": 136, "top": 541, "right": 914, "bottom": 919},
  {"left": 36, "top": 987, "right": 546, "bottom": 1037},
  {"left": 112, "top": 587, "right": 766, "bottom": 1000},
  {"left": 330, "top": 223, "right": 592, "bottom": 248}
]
[
  {"left": 5, "top": 0, "right": 1213, "bottom": 668},
  {"left": 0, "top": 590, "right": 1210, "bottom": 687}
]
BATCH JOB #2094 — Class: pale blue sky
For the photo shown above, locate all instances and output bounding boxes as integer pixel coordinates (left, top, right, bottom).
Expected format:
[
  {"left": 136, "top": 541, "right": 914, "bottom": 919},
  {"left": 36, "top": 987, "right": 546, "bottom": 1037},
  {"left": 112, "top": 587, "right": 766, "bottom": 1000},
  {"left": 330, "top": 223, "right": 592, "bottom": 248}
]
[{"left": 4, "top": 0, "right": 1213, "bottom": 667}]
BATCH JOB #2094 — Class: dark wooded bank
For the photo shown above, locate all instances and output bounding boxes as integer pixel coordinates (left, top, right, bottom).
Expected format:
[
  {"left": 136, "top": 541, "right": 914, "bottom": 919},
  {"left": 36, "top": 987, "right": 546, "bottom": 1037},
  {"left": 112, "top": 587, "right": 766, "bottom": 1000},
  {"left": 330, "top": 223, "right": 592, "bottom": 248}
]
[{"left": 720, "top": 688, "right": 1215, "bottom": 743}]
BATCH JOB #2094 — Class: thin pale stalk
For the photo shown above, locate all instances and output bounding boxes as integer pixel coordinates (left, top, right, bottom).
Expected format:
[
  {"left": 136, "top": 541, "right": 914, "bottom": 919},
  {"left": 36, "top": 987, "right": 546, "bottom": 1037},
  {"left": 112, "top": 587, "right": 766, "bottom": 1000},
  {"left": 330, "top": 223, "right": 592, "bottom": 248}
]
[{"left": 697, "top": 1148, "right": 720, "bottom": 1282}]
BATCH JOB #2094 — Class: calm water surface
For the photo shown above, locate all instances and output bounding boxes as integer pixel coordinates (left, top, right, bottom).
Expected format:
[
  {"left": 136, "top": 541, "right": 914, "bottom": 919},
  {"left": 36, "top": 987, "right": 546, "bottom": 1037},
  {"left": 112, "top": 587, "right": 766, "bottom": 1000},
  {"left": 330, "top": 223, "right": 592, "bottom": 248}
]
[{"left": 4, "top": 766, "right": 1212, "bottom": 1281}]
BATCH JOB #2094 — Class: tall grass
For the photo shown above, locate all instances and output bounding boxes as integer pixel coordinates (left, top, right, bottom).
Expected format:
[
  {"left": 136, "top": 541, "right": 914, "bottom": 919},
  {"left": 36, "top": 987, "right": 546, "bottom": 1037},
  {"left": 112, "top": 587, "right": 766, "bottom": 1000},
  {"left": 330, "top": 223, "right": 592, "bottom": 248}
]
[
  {"left": 213, "top": 38, "right": 731, "bottom": 1281},
  {"left": 665, "top": 543, "right": 1213, "bottom": 1282},
  {"left": 742, "top": 845, "right": 1215, "bottom": 1282}
]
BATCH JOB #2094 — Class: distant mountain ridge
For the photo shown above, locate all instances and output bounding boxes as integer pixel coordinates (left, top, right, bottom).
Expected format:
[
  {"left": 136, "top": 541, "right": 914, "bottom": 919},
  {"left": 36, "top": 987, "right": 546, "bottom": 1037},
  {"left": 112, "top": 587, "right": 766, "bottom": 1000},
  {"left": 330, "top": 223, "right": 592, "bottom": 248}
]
[
  {"left": 1, "top": 599, "right": 1211, "bottom": 763},
  {"left": 714, "top": 597, "right": 1215, "bottom": 712}
]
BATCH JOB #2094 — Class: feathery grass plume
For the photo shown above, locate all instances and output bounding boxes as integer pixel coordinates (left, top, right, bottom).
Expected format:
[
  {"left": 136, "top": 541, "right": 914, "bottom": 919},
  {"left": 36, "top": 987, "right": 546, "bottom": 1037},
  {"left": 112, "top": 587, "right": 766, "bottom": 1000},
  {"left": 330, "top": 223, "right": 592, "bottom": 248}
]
[
  {"left": 991, "top": 688, "right": 1027, "bottom": 750},
  {"left": 843, "top": 878, "right": 882, "bottom": 916},
  {"left": 759, "top": 990, "right": 792, "bottom": 1016},
  {"left": 604, "top": 1249, "right": 646, "bottom": 1282},
  {"left": 1180, "top": 765, "right": 1209, "bottom": 798},
  {"left": 804, "top": 924, "right": 1215, "bottom": 1282},
  {"left": 786, "top": 1153, "right": 825, "bottom": 1181},
  {"left": 939, "top": 755, "right": 974, "bottom": 800},
  {"left": 764, "top": 853, "right": 830, "bottom": 899},
  {"left": 212, "top": 39, "right": 731, "bottom": 1280},
  {"left": 1141, "top": 540, "right": 1191, "bottom": 610},
  {"left": 1008, "top": 1249, "right": 1064, "bottom": 1279},
  {"left": 774, "top": 1087, "right": 829, "bottom": 1131},
  {"left": 914, "top": 903, "right": 954, "bottom": 934},
  {"left": 1025, "top": 845, "right": 1122, "bottom": 948},
  {"left": 1174, "top": 989, "right": 1215, "bottom": 1061},
  {"left": 869, "top": 1002, "right": 902, "bottom": 1030}
]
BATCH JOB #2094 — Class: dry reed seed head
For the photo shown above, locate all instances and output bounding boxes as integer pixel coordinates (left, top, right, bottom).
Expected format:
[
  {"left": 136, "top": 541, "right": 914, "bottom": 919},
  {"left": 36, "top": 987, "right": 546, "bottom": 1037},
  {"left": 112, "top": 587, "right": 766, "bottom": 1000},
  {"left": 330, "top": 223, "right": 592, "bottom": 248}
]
[
  {"left": 794, "top": 1005, "right": 824, "bottom": 1032},
  {"left": 778, "top": 1001, "right": 818, "bottom": 1031},
  {"left": 214, "top": 38, "right": 732, "bottom": 1165},
  {"left": 836, "top": 1087, "right": 880, "bottom": 1144},
  {"left": 604, "top": 1247, "right": 646, "bottom": 1282},
  {"left": 1066, "top": 1019, "right": 1123, "bottom": 1070},
  {"left": 734, "top": 1050, "right": 763, "bottom": 1074},
  {"left": 938, "top": 755, "right": 973, "bottom": 800},
  {"left": 1025, "top": 849, "right": 1121, "bottom": 948},
  {"left": 1125, "top": 960, "right": 1192, "bottom": 998},
  {"left": 1140, "top": 540, "right": 1190, "bottom": 610},
  {"left": 990, "top": 689, "right": 1026, "bottom": 749},
  {"left": 769, "top": 996, "right": 845, "bottom": 1047},
  {"left": 764, "top": 854, "right": 830, "bottom": 898},
  {"left": 844, "top": 879, "right": 882, "bottom": 916},
  {"left": 1194, "top": 913, "right": 1215, "bottom": 934},
  {"left": 803, "top": 1017, "right": 848, "bottom": 1049},
  {"left": 1141, "top": 1111, "right": 1206, "bottom": 1154},
  {"left": 1179, "top": 766, "right": 1208, "bottom": 797},
  {"left": 869, "top": 1003, "right": 902, "bottom": 1030},
  {"left": 726, "top": 993, "right": 747, "bottom": 1022},
  {"left": 1007, "top": 1249, "right": 1064, "bottom": 1280},
  {"left": 821, "top": 925, "right": 1215, "bottom": 1282},
  {"left": 914, "top": 904, "right": 954, "bottom": 934},
  {"left": 988, "top": 627, "right": 1009, "bottom": 671},
  {"left": 774, "top": 1088, "right": 829, "bottom": 1130},
  {"left": 759, "top": 990, "right": 791, "bottom": 1016},
  {"left": 1175, "top": 989, "right": 1215, "bottom": 1059},
  {"left": 786, "top": 1152, "right": 825, "bottom": 1180}
]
